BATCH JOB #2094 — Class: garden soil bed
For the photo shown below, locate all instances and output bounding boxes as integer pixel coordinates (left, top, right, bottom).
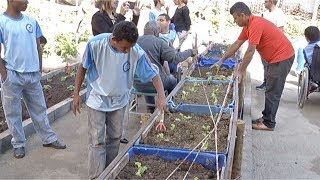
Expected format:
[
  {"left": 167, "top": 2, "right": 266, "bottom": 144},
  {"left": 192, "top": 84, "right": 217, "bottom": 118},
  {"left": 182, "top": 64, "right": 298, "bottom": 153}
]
[
  {"left": 0, "top": 71, "right": 85, "bottom": 133},
  {"left": 141, "top": 112, "right": 230, "bottom": 152},
  {"left": 190, "top": 66, "right": 234, "bottom": 79},
  {"left": 174, "top": 82, "right": 233, "bottom": 106},
  {"left": 116, "top": 154, "right": 216, "bottom": 179}
]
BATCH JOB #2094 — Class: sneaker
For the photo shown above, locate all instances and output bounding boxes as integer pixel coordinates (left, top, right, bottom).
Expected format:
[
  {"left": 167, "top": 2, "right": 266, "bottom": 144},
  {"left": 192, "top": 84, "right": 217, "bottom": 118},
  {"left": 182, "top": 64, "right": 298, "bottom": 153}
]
[
  {"left": 120, "top": 138, "right": 129, "bottom": 144},
  {"left": 43, "top": 140, "right": 66, "bottom": 149},
  {"left": 14, "top": 147, "right": 25, "bottom": 159},
  {"left": 256, "top": 82, "right": 266, "bottom": 91}
]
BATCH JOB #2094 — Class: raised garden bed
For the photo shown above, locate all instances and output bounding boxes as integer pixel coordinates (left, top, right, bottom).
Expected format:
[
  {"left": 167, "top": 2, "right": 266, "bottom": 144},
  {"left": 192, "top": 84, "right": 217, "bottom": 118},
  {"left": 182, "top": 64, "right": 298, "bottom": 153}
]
[
  {"left": 190, "top": 66, "right": 234, "bottom": 80},
  {"left": 112, "top": 146, "right": 226, "bottom": 179},
  {"left": 173, "top": 81, "right": 233, "bottom": 106},
  {"left": 140, "top": 112, "right": 230, "bottom": 153},
  {"left": 0, "top": 68, "right": 85, "bottom": 134}
]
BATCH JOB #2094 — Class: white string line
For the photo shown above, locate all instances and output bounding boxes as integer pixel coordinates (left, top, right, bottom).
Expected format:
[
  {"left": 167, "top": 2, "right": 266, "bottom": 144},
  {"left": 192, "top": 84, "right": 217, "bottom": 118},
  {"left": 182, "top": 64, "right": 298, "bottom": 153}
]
[
  {"left": 165, "top": 65, "right": 235, "bottom": 180},
  {"left": 181, "top": 64, "right": 237, "bottom": 180}
]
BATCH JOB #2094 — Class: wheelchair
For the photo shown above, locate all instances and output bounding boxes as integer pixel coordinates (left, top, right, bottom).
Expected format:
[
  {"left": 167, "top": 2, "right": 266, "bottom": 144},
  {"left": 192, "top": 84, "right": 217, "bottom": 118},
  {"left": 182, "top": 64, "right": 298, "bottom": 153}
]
[{"left": 297, "top": 45, "right": 320, "bottom": 108}]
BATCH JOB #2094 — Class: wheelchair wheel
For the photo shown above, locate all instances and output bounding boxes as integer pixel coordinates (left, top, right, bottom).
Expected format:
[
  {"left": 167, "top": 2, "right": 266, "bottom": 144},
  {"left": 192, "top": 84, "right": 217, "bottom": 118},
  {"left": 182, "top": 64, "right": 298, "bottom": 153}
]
[{"left": 297, "top": 67, "right": 309, "bottom": 108}]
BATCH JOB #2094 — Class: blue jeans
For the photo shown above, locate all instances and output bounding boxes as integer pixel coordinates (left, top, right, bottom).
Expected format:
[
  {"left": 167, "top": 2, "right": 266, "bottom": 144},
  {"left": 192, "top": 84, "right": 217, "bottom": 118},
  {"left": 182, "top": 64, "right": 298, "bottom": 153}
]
[
  {"left": 87, "top": 105, "right": 126, "bottom": 179},
  {"left": 1, "top": 70, "right": 57, "bottom": 148}
]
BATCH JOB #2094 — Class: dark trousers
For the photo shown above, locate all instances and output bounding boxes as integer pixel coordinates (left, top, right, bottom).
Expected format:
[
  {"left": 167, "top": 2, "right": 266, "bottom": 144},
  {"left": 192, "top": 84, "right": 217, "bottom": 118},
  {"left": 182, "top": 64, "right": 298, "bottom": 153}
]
[
  {"left": 261, "top": 58, "right": 268, "bottom": 83},
  {"left": 134, "top": 75, "right": 177, "bottom": 111},
  {"left": 262, "top": 55, "right": 294, "bottom": 128}
]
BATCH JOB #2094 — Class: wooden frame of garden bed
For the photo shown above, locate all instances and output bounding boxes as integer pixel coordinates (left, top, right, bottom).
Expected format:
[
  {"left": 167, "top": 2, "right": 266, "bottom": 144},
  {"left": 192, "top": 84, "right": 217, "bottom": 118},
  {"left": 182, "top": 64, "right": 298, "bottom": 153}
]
[
  {"left": 0, "top": 63, "right": 86, "bottom": 153},
  {"left": 99, "top": 62, "right": 240, "bottom": 179}
]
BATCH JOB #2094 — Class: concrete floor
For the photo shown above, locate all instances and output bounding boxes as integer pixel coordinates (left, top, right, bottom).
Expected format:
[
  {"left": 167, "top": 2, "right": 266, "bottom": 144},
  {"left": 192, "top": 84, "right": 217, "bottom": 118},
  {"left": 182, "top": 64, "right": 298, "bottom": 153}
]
[
  {"left": 0, "top": 105, "right": 142, "bottom": 179},
  {"left": 248, "top": 52, "right": 320, "bottom": 179}
]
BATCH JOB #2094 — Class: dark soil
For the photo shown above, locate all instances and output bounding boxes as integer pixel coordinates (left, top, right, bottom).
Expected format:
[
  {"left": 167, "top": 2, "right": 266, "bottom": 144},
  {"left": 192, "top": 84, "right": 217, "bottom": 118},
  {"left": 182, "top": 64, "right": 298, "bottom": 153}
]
[
  {"left": 190, "top": 66, "right": 234, "bottom": 79},
  {"left": 141, "top": 112, "right": 230, "bottom": 152},
  {"left": 0, "top": 71, "right": 85, "bottom": 133},
  {"left": 174, "top": 82, "right": 233, "bottom": 106},
  {"left": 116, "top": 154, "right": 217, "bottom": 179}
]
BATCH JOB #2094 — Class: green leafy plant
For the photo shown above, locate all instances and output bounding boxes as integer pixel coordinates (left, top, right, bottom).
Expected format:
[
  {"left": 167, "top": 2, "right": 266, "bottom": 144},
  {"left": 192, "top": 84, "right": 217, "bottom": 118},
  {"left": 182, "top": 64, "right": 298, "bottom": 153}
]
[
  {"left": 135, "top": 162, "right": 148, "bottom": 177},
  {"left": 43, "top": 84, "right": 52, "bottom": 90},
  {"left": 156, "top": 133, "right": 164, "bottom": 139},
  {"left": 61, "top": 75, "right": 68, "bottom": 82},
  {"left": 170, "top": 123, "right": 176, "bottom": 131},
  {"left": 67, "top": 85, "right": 75, "bottom": 91},
  {"left": 179, "top": 113, "right": 192, "bottom": 120},
  {"left": 70, "top": 68, "right": 77, "bottom": 77},
  {"left": 181, "top": 90, "right": 189, "bottom": 101},
  {"left": 54, "top": 33, "right": 78, "bottom": 60}
]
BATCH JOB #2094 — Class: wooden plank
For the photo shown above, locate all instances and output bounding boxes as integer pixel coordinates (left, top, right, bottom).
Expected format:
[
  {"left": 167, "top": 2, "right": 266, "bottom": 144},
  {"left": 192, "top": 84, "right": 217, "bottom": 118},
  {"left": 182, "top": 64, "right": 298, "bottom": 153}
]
[{"left": 231, "top": 119, "right": 245, "bottom": 179}]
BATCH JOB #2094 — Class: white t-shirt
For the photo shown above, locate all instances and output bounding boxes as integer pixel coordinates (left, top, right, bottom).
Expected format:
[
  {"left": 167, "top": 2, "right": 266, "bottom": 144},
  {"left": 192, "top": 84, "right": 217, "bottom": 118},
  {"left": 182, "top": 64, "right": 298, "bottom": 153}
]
[{"left": 262, "top": 8, "right": 286, "bottom": 28}]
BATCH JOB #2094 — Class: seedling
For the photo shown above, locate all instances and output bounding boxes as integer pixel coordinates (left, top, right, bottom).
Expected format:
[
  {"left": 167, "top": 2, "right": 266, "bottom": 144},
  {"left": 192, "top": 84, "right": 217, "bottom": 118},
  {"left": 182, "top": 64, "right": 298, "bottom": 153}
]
[
  {"left": 211, "top": 85, "right": 220, "bottom": 104},
  {"left": 202, "top": 125, "right": 211, "bottom": 136},
  {"left": 46, "top": 78, "right": 52, "bottom": 82},
  {"left": 61, "top": 75, "right": 68, "bottom": 82},
  {"left": 179, "top": 113, "right": 192, "bottom": 120},
  {"left": 194, "top": 177, "right": 199, "bottom": 180},
  {"left": 181, "top": 90, "right": 189, "bottom": 101},
  {"left": 156, "top": 133, "right": 164, "bottom": 139},
  {"left": 206, "top": 72, "right": 214, "bottom": 84},
  {"left": 201, "top": 125, "right": 211, "bottom": 150},
  {"left": 70, "top": 69, "right": 77, "bottom": 77},
  {"left": 170, "top": 123, "right": 176, "bottom": 131},
  {"left": 135, "top": 162, "right": 148, "bottom": 177},
  {"left": 67, "top": 85, "right": 75, "bottom": 91},
  {"left": 43, "top": 84, "right": 52, "bottom": 90}
]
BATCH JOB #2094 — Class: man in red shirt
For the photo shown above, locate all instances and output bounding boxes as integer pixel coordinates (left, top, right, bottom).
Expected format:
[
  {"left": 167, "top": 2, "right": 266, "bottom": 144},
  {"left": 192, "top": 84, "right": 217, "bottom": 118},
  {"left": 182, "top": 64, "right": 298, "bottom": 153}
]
[{"left": 216, "top": 2, "right": 294, "bottom": 131}]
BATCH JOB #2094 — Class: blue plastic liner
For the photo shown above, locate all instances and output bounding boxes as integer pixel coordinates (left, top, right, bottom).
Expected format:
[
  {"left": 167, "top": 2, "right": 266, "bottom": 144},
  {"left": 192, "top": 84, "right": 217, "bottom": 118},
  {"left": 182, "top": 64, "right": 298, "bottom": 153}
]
[
  {"left": 197, "top": 56, "right": 237, "bottom": 68},
  {"left": 168, "top": 100, "right": 234, "bottom": 114},
  {"left": 128, "top": 146, "right": 226, "bottom": 171}
]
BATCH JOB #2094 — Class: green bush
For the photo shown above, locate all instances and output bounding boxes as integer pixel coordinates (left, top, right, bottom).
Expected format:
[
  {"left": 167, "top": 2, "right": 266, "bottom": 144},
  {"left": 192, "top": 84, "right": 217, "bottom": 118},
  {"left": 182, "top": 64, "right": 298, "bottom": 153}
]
[{"left": 54, "top": 33, "right": 78, "bottom": 60}]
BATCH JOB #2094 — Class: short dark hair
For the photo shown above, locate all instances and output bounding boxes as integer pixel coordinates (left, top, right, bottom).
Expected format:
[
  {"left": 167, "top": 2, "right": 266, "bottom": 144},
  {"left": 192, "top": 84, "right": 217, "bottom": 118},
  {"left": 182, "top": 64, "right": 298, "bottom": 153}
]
[
  {"left": 305, "top": 26, "right": 320, "bottom": 42},
  {"left": 230, "top": 2, "right": 252, "bottom": 16},
  {"left": 112, "top": 21, "right": 139, "bottom": 43},
  {"left": 158, "top": 13, "right": 170, "bottom": 21}
]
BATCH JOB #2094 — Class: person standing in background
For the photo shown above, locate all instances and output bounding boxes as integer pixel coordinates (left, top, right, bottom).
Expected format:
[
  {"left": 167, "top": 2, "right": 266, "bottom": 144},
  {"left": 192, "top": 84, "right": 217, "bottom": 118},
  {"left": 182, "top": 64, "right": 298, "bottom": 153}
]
[
  {"left": 0, "top": 0, "right": 66, "bottom": 159},
  {"left": 171, "top": 0, "right": 191, "bottom": 50},
  {"left": 149, "top": 0, "right": 167, "bottom": 21},
  {"left": 91, "top": 0, "right": 140, "bottom": 36},
  {"left": 256, "top": 0, "right": 286, "bottom": 91}
]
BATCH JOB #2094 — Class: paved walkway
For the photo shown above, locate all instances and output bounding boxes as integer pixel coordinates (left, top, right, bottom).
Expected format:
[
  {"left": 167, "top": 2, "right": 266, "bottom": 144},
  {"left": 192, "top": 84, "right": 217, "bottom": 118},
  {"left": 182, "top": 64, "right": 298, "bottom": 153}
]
[
  {"left": 248, "top": 54, "right": 320, "bottom": 179},
  {"left": 0, "top": 106, "right": 142, "bottom": 179}
]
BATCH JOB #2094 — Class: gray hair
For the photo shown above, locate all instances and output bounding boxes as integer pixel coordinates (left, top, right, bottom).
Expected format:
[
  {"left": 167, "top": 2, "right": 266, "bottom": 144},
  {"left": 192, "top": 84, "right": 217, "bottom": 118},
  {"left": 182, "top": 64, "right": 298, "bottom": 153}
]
[{"left": 144, "top": 21, "right": 161, "bottom": 36}]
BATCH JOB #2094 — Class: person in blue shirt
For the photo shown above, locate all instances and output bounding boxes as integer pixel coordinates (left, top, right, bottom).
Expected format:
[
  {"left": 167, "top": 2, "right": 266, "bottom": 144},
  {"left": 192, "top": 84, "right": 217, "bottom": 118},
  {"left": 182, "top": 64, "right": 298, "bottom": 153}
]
[
  {"left": 0, "top": 0, "right": 66, "bottom": 159},
  {"left": 72, "top": 21, "right": 167, "bottom": 179},
  {"left": 302, "top": 26, "right": 320, "bottom": 65},
  {"left": 149, "top": 0, "right": 167, "bottom": 21}
]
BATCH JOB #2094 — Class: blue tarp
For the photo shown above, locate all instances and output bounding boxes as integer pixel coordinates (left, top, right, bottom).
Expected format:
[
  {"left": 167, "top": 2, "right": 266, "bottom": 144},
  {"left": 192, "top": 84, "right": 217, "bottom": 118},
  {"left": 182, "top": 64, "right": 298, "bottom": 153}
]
[
  {"left": 168, "top": 100, "right": 234, "bottom": 114},
  {"left": 128, "top": 146, "right": 226, "bottom": 171},
  {"left": 197, "top": 50, "right": 238, "bottom": 68}
]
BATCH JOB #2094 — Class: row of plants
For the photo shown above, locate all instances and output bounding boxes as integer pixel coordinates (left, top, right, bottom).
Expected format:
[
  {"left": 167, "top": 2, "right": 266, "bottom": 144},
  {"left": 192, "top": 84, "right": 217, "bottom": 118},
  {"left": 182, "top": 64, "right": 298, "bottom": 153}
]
[{"left": 106, "top": 44, "right": 238, "bottom": 179}]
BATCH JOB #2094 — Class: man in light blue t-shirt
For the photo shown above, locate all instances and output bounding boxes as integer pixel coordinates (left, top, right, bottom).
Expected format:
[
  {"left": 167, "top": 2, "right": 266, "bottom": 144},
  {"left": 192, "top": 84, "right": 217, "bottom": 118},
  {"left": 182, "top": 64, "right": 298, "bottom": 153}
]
[
  {"left": 72, "top": 21, "right": 167, "bottom": 179},
  {"left": 0, "top": 0, "right": 66, "bottom": 159}
]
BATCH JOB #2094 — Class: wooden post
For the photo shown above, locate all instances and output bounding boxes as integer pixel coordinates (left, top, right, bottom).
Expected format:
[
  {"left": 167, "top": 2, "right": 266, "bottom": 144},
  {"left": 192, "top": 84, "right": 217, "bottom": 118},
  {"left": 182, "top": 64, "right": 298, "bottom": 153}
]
[{"left": 231, "top": 119, "right": 245, "bottom": 179}]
